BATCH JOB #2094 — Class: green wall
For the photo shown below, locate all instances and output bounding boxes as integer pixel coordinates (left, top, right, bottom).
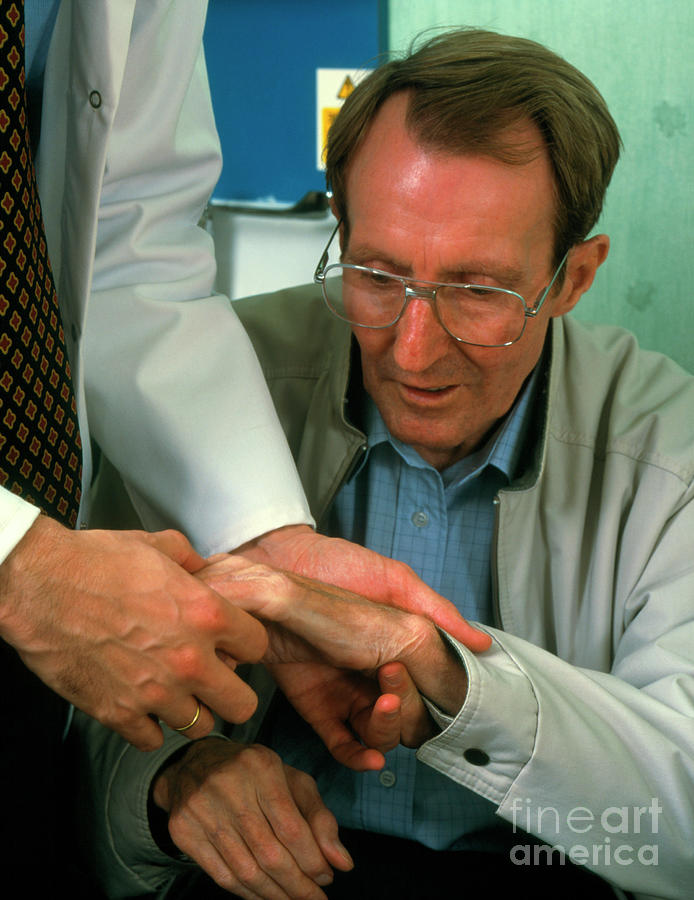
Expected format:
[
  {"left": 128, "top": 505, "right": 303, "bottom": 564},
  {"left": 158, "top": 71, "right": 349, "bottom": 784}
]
[{"left": 388, "top": 1, "right": 694, "bottom": 372}]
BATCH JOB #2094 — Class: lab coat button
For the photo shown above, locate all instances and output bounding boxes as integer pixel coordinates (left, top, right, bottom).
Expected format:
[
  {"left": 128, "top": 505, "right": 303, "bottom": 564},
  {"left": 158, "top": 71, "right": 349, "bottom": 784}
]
[
  {"left": 464, "top": 748, "right": 490, "bottom": 766},
  {"left": 89, "top": 90, "right": 102, "bottom": 109}
]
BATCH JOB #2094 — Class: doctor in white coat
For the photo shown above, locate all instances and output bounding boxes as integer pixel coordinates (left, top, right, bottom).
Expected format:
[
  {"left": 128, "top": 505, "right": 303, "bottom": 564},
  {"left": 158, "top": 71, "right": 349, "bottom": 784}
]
[{"left": 0, "top": 0, "right": 472, "bottom": 853}]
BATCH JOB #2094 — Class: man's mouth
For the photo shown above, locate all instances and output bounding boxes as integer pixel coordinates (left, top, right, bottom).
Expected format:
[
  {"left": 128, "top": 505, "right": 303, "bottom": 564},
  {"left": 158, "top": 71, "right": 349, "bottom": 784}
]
[{"left": 401, "top": 383, "right": 457, "bottom": 400}]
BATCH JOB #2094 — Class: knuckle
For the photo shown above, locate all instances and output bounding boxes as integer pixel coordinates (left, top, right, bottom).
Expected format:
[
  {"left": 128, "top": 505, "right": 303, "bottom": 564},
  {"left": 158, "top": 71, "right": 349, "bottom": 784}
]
[
  {"left": 272, "top": 813, "right": 305, "bottom": 847},
  {"left": 169, "top": 644, "right": 206, "bottom": 681},
  {"left": 255, "top": 841, "right": 287, "bottom": 872},
  {"left": 288, "top": 767, "right": 318, "bottom": 796},
  {"left": 238, "top": 743, "right": 281, "bottom": 771},
  {"left": 232, "top": 856, "right": 262, "bottom": 887},
  {"left": 141, "top": 679, "right": 175, "bottom": 709}
]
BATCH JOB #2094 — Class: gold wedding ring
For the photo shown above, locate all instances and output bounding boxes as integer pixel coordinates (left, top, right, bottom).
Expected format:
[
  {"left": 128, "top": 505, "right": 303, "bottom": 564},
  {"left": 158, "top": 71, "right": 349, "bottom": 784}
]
[{"left": 173, "top": 700, "right": 201, "bottom": 732}]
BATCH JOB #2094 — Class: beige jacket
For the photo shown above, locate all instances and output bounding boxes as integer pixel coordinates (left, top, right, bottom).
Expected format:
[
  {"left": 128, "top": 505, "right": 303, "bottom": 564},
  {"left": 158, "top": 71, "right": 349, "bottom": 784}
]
[{"left": 79, "top": 285, "right": 694, "bottom": 899}]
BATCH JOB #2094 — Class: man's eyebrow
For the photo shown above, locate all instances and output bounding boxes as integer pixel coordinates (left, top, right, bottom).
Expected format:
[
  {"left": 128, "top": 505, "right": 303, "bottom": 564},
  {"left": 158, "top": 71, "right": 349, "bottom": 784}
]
[
  {"left": 441, "top": 262, "right": 526, "bottom": 285},
  {"left": 344, "top": 242, "right": 525, "bottom": 284},
  {"left": 343, "top": 242, "right": 405, "bottom": 270}
]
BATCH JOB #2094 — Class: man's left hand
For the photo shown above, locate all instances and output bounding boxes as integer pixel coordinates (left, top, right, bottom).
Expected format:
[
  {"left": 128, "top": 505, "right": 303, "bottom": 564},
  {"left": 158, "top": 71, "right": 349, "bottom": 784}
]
[
  {"left": 198, "top": 556, "right": 470, "bottom": 764},
  {"left": 237, "top": 525, "right": 491, "bottom": 653}
]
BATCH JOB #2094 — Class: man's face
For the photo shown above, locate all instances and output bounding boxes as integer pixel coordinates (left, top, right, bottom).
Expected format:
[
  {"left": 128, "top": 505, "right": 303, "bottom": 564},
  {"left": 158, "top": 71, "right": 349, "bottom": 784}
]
[{"left": 342, "top": 93, "right": 572, "bottom": 470}]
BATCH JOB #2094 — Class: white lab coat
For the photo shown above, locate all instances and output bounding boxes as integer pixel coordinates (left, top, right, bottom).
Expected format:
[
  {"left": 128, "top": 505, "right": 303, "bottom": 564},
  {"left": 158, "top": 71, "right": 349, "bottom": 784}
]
[{"left": 0, "top": 0, "right": 310, "bottom": 561}]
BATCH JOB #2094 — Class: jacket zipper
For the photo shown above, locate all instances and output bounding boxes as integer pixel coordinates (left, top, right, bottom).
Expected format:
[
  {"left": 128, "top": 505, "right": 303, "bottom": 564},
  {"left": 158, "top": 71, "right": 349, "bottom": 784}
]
[{"left": 491, "top": 494, "right": 503, "bottom": 629}]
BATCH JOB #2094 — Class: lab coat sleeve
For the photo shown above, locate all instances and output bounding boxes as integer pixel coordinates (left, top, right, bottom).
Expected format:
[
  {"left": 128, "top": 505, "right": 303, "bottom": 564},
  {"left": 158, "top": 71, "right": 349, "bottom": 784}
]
[
  {"left": 81, "top": 2, "right": 312, "bottom": 555},
  {"left": 417, "top": 493, "right": 694, "bottom": 900},
  {"left": 0, "top": 487, "right": 40, "bottom": 565}
]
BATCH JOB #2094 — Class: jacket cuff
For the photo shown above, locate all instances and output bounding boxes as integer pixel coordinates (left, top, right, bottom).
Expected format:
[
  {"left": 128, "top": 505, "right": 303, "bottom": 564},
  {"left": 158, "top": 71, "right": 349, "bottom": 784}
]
[{"left": 417, "top": 631, "right": 538, "bottom": 806}]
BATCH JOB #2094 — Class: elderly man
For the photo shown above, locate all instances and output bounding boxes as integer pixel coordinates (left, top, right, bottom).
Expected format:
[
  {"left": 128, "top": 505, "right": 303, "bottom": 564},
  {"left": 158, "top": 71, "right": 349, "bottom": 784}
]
[{"left": 77, "top": 29, "right": 693, "bottom": 900}]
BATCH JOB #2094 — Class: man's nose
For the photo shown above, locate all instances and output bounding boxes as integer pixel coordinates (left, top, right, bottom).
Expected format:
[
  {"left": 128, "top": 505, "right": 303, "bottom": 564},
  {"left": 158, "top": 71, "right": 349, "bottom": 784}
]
[{"left": 391, "top": 294, "right": 452, "bottom": 373}]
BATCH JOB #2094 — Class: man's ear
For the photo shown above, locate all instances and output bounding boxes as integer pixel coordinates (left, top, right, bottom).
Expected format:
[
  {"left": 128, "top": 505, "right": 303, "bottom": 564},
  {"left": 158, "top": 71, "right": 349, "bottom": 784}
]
[{"left": 551, "top": 234, "right": 610, "bottom": 317}]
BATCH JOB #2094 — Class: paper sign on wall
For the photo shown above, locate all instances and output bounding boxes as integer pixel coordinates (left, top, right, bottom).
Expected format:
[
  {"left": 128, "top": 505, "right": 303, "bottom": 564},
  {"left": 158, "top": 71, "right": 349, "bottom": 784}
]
[{"left": 316, "top": 68, "right": 372, "bottom": 171}]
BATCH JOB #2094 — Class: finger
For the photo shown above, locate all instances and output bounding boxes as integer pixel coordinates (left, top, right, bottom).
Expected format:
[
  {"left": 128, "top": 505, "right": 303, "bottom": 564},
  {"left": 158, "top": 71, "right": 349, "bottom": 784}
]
[
  {"left": 211, "top": 601, "right": 269, "bottom": 663},
  {"left": 262, "top": 768, "right": 338, "bottom": 886},
  {"left": 159, "top": 699, "right": 216, "bottom": 741},
  {"left": 378, "top": 662, "right": 433, "bottom": 746},
  {"left": 433, "top": 612, "right": 491, "bottom": 653},
  {"left": 290, "top": 771, "right": 354, "bottom": 874},
  {"left": 314, "top": 718, "right": 386, "bottom": 771},
  {"left": 110, "top": 712, "right": 165, "bottom": 752},
  {"left": 216, "top": 814, "right": 330, "bottom": 900},
  {"left": 176, "top": 832, "right": 283, "bottom": 900},
  {"left": 390, "top": 577, "right": 492, "bottom": 652},
  {"left": 192, "top": 662, "right": 260, "bottom": 725},
  {"left": 355, "top": 692, "right": 402, "bottom": 754},
  {"left": 142, "top": 528, "right": 208, "bottom": 573}
]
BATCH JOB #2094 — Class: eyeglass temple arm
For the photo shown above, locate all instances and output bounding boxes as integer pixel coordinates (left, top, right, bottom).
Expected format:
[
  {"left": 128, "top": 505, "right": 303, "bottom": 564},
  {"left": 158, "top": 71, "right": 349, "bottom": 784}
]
[
  {"left": 314, "top": 219, "right": 342, "bottom": 282},
  {"left": 526, "top": 249, "right": 570, "bottom": 318}
]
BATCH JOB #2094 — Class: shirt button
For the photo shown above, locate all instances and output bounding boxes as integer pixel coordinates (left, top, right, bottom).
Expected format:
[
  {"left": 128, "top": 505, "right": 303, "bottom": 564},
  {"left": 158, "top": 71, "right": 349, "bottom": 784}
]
[
  {"left": 379, "top": 769, "right": 397, "bottom": 788},
  {"left": 89, "top": 90, "right": 102, "bottom": 109},
  {"left": 411, "top": 510, "right": 429, "bottom": 528}
]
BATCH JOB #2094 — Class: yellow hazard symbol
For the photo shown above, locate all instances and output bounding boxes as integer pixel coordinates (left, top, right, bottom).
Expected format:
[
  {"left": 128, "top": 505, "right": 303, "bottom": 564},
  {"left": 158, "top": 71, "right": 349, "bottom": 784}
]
[
  {"left": 337, "top": 75, "right": 355, "bottom": 100},
  {"left": 320, "top": 107, "right": 341, "bottom": 165}
]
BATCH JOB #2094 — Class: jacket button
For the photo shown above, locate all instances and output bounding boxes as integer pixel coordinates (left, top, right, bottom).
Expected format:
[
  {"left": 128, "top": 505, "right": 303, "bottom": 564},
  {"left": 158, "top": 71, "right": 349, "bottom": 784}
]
[
  {"left": 464, "top": 748, "right": 490, "bottom": 766},
  {"left": 89, "top": 90, "right": 102, "bottom": 109}
]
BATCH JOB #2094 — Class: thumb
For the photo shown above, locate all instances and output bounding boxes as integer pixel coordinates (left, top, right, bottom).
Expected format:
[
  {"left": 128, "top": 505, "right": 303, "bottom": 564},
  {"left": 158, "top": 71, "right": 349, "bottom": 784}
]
[{"left": 143, "top": 529, "right": 207, "bottom": 573}]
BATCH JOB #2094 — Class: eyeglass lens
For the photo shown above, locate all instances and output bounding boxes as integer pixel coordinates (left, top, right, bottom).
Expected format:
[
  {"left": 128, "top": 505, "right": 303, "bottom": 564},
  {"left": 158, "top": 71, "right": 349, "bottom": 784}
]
[{"left": 322, "top": 265, "right": 527, "bottom": 346}]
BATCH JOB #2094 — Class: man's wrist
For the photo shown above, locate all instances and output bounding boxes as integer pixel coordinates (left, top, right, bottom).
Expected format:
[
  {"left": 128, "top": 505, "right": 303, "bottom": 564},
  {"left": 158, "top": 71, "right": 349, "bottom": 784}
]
[
  {"left": 235, "top": 523, "right": 316, "bottom": 568},
  {"left": 406, "top": 628, "right": 469, "bottom": 717}
]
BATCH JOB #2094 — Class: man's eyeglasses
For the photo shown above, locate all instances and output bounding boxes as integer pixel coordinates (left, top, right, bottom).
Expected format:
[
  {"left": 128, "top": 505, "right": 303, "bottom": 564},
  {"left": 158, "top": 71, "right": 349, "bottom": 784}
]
[{"left": 314, "top": 222, "right": 569, "bottom": 348}]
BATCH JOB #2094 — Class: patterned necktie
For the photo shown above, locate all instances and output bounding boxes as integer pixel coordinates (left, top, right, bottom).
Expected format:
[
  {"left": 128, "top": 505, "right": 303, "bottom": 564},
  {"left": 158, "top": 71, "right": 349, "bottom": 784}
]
[{"left": 0, "top": 0, "right": 82, "bottom": 527}]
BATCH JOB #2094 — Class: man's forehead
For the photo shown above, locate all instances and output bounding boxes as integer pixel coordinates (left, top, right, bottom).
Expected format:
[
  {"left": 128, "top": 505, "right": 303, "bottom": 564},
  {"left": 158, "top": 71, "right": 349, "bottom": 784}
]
[
  {"left": 341, "top": 95, "right": 557, "bottom": 273},
  {"left": 347, "top": 91, "right": 548, "bottom": 185}
]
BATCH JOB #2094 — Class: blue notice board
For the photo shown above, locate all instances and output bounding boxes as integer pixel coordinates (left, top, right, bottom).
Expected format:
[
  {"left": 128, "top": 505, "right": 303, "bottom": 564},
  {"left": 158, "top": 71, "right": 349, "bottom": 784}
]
[{"left": 203, "top": 0, "right": 387, "bottom": 204}]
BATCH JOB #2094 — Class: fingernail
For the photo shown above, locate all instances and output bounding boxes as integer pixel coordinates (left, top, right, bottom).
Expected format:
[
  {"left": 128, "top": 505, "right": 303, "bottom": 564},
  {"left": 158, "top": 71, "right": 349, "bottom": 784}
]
[
  {"left": 316, "top": 874, "right": 333, "bottom": 887},
  {"left": 335, "top": 844, "right": 354, "bottom": 867}
]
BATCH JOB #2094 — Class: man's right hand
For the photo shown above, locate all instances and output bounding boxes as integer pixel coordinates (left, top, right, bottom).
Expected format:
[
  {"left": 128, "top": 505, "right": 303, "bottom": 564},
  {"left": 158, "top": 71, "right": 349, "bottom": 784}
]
[{"left": 0, "top": 516, "right": 268, "bottom": 750}]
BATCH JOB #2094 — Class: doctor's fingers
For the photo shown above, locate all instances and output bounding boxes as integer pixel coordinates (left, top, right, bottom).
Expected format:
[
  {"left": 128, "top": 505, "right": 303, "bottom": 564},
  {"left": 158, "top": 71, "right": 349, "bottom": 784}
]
[{"left": 169, "top": 658, "right": 261, "bottom": 734}]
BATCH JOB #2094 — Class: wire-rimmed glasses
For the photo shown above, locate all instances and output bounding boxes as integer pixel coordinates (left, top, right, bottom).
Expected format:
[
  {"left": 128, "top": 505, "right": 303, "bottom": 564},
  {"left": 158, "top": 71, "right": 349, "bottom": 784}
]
[{"left": 314, "top": 222, "right": 569, "bottom": 348}]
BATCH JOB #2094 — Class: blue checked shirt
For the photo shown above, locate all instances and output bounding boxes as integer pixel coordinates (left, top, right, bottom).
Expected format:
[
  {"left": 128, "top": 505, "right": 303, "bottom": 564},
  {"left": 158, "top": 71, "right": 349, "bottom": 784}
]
[{"left": 271, "top": 364, "right": 542, "bottom": 851}]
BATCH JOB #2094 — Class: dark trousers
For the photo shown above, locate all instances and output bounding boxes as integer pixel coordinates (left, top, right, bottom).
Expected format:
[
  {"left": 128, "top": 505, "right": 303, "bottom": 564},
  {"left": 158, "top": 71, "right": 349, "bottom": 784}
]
[
  {"left": 0, "top": 640, "right": 104, "bottom": 896},
  {"left": 177, "top": 826, "right": 621, "bottom": 899},
  {"left": 326, "top": 828, "right": 621, "bottom": 899}
]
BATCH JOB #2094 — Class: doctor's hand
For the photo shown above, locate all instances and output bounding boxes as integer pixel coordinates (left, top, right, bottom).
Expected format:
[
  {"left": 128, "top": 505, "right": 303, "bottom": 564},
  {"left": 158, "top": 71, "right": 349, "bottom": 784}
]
[
  {"left": 0, "top": 516, "right": 268, "bottom": 750},
  {"left": 236, "top": 524, "right": 491, "bottom": 653},
  {"left": 152, "top": 738, "right": 353, "bottom": 900},
  {"left": 198, "top": 555, "right": 471, "bottom": 762}
]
